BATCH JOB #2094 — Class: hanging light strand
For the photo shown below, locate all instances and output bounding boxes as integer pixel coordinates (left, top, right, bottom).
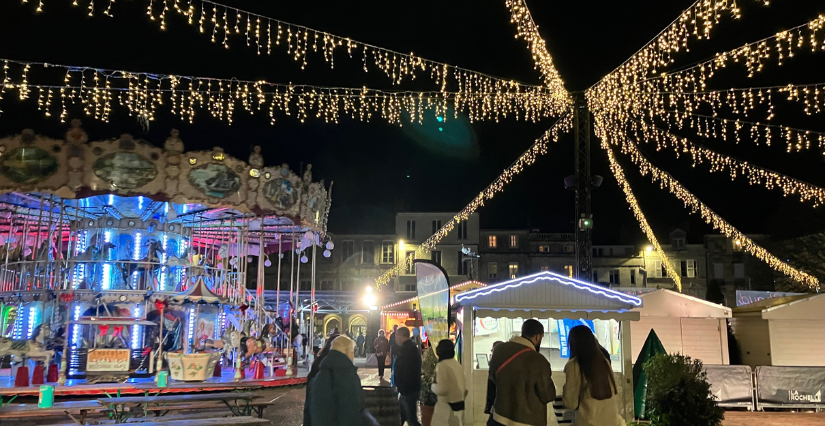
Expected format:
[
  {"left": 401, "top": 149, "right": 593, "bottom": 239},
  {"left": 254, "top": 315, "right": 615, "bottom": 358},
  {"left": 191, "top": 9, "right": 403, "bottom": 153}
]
[
  {"left": 606, "top": 114, "right": 825, "bottom": 207},
  {"left": 602, "top": 140, "right": 682, "bottom": 291},
  {"left": 376, "top": 111, "right": 573, "bottom": 286},
  {"left": 594, "top": 116, "right": 820, "bottom": 289},
  {"left": 0, "top": 58, "right": 557, "bottom": 125},
  {"left": 27, "top": 0, "right": 570, "bottom": 117},
  {"left": 503, "top": 0, "right": 568, "bottom": 100}
]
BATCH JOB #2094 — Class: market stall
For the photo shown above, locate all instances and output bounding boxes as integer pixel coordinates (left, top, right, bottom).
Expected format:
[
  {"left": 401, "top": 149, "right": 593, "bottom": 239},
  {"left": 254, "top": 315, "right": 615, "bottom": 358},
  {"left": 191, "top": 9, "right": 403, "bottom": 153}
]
[
  {"left": 379, "top": 280, "right": 486, "bottom": 337},
  {"left": 453, "top": 271, "right": 642, "bottom": 425},
  {"left": 631, "top": 289, "right": 731, "bottom": 365},
  {"left": 731, "top": 293, "right": 825, "bottom": 368}
]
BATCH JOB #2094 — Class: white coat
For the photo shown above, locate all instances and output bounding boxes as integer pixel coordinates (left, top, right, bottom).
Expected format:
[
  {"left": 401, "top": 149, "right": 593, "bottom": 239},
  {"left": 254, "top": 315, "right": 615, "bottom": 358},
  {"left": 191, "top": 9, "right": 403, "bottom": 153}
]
[{"left": 431, "top": 358, "right": 466, "bottom": 426}]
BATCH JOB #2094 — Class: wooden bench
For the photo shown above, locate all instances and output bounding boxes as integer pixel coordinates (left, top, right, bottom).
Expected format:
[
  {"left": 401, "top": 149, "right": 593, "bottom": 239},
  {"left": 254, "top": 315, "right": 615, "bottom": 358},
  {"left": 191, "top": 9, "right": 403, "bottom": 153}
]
[
  {"left": 0, "top": 400, "right": 103, "bottom": 425},
  {"left": 99, "top": 392, "right": 262, "bottom": 422},
  {"left": 41, "top": 416, "right": 269, "bottom": 426},
  {"left": 142, "top": 401, "right": 274, "bottom": 418}
]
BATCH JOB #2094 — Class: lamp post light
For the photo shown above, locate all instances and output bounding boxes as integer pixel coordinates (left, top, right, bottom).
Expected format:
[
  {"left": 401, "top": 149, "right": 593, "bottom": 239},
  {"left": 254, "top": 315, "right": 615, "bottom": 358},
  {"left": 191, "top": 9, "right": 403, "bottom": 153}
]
[{"left": 363, "top": 285, "right": 378, "bottom": 311}]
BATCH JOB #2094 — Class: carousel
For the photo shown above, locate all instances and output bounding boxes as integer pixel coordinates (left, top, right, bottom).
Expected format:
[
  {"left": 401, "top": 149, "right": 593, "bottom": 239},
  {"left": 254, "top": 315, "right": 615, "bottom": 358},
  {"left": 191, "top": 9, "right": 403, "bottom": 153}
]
[{"left": 0, "top": 122, "right": 331, "bottom": 387}]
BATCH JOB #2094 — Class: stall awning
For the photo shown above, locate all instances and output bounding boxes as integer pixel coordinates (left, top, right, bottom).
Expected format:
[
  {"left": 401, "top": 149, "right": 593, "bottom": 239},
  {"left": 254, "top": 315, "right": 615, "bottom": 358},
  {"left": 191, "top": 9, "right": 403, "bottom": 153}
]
[
  {"left": 635, "top": 289, "right": 731, "bottom": 318},
  {"left": 171, "top": 278, "right": 227, "bottom": 304},
  {"left": 454, "top": 272, "right": 642, "bottom": 320},
  {"left": 380, "top": 280, "right": 487, "bottom": 312},
  {"left": 733, "top": 293, "right": 825, "bottom": 320}
]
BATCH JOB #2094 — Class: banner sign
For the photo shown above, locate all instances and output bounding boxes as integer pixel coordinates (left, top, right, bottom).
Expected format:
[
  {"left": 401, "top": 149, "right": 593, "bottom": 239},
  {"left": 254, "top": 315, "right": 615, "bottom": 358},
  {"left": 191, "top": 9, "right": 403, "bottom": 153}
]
[
  {"left": 756, "top": 366, "right": 825, "bottom": 405},
  {"left": 736, "top": 290, "right": 803, "bottom": 306},
  {"left": 415, "top": 260, "right": 450, "bottom": 347},
  {"left": 558, "top": 318, "right": 595, "bottom": 358},
  {"left": 87, "top": 348, "right": 131, "bottom": 372}
]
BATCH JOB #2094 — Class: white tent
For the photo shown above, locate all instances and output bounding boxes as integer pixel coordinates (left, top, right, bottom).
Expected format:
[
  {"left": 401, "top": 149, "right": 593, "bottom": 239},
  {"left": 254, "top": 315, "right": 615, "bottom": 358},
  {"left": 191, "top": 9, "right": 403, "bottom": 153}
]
[
  {"left": 454, "top": 271, "right": 642, "bottom": 425},
  {"left": 731, "top": 293, "right": 825, "bottom": 368},
  {"left": 632, "top": 289, "right": 731, "bottom": 365}
]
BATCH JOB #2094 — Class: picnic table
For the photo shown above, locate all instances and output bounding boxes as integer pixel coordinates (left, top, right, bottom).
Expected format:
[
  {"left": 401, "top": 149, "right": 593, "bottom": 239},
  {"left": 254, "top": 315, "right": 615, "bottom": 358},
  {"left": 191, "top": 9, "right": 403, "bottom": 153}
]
[
  {"left": 98, "top": 392, "right": 262, "bottom": 423},
  {"left": 0, "top": 400, "right": 103, "bottom": 425}
]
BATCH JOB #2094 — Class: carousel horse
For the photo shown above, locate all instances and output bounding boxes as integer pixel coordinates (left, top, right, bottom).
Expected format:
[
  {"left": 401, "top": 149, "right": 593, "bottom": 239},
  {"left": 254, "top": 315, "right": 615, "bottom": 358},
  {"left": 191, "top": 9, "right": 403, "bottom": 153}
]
[
  {"left": 72, "top": 241, "right": 116, "bottom": 289},
  {"left": 117, "top": 239, "right": 165, "bottom": 289},
  {"left": 0, "top": 324, "right": 54, "bottom": 367}
]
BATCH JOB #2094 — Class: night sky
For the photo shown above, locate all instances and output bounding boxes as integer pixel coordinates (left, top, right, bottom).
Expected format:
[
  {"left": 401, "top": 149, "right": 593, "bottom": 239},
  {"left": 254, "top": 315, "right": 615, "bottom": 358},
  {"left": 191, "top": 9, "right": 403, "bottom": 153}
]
[{"left": 0, "top": 0, "right": 823, "bottom": 244}]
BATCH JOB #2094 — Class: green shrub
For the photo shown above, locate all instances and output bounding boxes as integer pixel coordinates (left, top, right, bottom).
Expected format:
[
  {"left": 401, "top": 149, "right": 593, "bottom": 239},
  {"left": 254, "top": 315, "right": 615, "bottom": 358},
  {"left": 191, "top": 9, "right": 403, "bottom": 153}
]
[
  {"left": 643, "top": 353, "right": 724, "bottom": 426},
  {"left": 420, "top": 347, "right": 438, "bottom": 406}
]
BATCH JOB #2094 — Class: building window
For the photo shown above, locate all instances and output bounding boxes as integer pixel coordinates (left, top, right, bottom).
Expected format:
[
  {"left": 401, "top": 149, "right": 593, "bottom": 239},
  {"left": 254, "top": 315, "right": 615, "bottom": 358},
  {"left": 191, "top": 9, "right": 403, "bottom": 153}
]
[
  {"left": 488, "top": 262, "right": 498, "bottom": 279},
  {"left": 592, "top": 248, "right": 604, "bottom": 257},
  {"left": 320, "top": 280, "right": 334, "bottom": 290},
  {"left": 432, "top": 220, "right": 442, "bottom": 234},
  {"left": 488, "top": 235, "right": 497, "bottom": 248},
  {"left": 649, "top": 259, "right": 663, "bottom": 278},
  {"left": 402, "top": 283, "right": 416, "bottom": 292},
  {"left": 673, "top": 238, "right": 686, "bottom": 249},
  {"left": 508, "top": 263, "right": 518, "bottom": 279},
  {"left": 381, "top": 241, "right": 394, "bottom": 264},
  {"left": 431, "top": 250, "right": 442, "bottom": 265},
  {"left": 509, "top": 235, "right": 518, "bottom": 248},
  {"left": 457, "top": 221, "right": 468, "bottom": 240},
  {"left": 609, "top": 270, "right": 620, "bottom": 285},
  {"left": 630, "top": 269, "right": 636, "bottom": 285},
  {"left": 734, "top": 263, "right": 745, "bottom": 279},
  {"left": 680, "top": 259, "right": 696, "bottom": 278},
  {"left": 563, "top": 245, "right": 574, "bottom": 253},
  {"left": 540, "top": 265, "right": 550, "bottom": 272},
  {"left": 300, "top": 280, "right": 311, "bottom": 291},
  {"left": 342, "top": 241, "right": 355, "bottom": 262},
  {"left": 406, "top": 220, "right": 416, "bottom": 240},
  {"left": 539, "top": 245, "right": 550, "bottom": 253},
  {"left": 564, "top": 264, "right": 574, "bottom": 278},
  {"left": 405, "top": 251, "right": 416, "bottom": 274},
  {"left": 457, "top": 251, "right": 468, "bottom": 275},
  {"left": 362, "top": 241, "right": 374, "bottom": 265},
  {"left": 593, "top": 270, "right": 599, "bottom": 283},
  {"left": 713, "top": 263, "right": 724, "bottom": 280},
  {"left": 732, "top": 239, "right": 743, "bottom": 252}
]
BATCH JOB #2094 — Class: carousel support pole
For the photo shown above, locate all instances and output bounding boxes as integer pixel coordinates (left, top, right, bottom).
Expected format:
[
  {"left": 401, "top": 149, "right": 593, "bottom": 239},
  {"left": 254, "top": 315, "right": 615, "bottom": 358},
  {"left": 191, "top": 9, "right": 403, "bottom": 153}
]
[
  {"left": 295, "top": 233, "right": 302, "bottom": 365},
  {"left": 276, "top": 235, "right": 282, "bottom": 353},
  {"left": 309, "top": 241, "right": 316, "bottom": 364},
  {"left": 155, "top": 302, "right": 164, "bottom": 383},
  {"left": 256, "top": 232, "right": 264, "bottom": 333},
  {"left": 32, "top": 195, "right": 45, "bottom": 291},
  {"left": 57, "top": 292, "right": 71, "bottom": 386},
  {"left": 286, "top": 233, "right": 295, "bottom": 375}
]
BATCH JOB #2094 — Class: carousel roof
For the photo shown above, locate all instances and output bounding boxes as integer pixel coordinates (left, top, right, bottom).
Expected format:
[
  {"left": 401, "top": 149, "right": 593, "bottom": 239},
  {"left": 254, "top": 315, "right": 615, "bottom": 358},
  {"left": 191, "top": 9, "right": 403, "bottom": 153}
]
[{"left": 171, "top": 278, "right": 226, "bottom": 304}]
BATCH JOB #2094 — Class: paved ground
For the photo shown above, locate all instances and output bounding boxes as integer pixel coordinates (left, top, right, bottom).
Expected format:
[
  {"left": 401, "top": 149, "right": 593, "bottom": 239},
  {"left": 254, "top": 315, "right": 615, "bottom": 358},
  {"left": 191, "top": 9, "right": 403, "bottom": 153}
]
[{"left": 722, "top": 411, "right": 825, "bottom": 426}]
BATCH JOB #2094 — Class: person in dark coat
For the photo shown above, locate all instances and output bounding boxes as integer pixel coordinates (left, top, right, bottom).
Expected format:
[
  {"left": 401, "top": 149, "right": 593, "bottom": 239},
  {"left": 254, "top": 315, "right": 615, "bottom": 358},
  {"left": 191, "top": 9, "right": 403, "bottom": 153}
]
[
  {"left": 307, "top": 335, "right": 378, "bottom": 426},
  {"left": 394, "top": 327, "right": 422, "bottom": 426},
  {"left": 356, "top": 332, "right": 366, "bottom": 357},
  {"left": 388, "top": 324, "right": 400, "bottom": 386},
  {"left": 303, "top": 333, "right": 340, "bottom": 426},
  {"left": 373, "top": 329, "right": 390, "bottom": 378}
]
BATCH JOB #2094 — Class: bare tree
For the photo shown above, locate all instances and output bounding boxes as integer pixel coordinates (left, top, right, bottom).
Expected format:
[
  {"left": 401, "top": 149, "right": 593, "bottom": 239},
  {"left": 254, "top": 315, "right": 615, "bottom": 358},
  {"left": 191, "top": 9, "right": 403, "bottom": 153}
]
[{"left": 770, "top": 233, "right": 825, "bottom": 293}]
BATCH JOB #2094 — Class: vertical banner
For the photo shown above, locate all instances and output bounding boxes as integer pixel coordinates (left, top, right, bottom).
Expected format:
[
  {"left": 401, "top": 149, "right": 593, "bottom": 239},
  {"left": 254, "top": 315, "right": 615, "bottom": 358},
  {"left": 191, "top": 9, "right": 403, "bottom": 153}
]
[{"left": 415, "top": 260, "right": 450, "bottom": 348}]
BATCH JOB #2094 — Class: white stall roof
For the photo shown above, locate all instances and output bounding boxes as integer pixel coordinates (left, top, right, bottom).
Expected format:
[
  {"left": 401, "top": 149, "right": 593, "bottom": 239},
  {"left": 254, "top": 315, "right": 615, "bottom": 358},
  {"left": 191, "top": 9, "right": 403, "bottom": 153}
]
[
  {"left": 635, "top": 289, "right": 731, "bottom": 318},
  {"left": 454, "top": 271, "right": 642, "bottom": 321},
  {"left": 760, "top": 293, "right": 825, "bottom": 320}
]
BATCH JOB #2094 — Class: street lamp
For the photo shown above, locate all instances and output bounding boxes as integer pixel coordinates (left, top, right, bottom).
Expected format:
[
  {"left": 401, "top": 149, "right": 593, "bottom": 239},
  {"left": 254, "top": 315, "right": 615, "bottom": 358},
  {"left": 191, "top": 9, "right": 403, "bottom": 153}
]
[{"left": 363, "top": 285, "right": 378, "bottom": 310}]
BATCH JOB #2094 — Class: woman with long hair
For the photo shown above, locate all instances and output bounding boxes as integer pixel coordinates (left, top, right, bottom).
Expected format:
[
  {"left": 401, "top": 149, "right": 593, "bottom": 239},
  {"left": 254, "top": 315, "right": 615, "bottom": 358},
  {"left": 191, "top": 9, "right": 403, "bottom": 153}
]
[{"left": 562, "top": 325, "right": 624, "bottom": 426}]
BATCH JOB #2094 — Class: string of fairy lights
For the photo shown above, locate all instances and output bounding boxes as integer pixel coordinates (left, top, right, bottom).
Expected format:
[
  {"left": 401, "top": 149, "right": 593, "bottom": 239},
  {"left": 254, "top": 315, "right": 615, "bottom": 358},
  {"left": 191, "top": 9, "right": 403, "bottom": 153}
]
[
  {"left": 602, "top": 139, "right": 682, "bottom": 291},
  {"left": 6, "top": 0, "right": 824, "bottom": 290},
  {"left": 503, "top": 0, "right": 567, "bottom": 99},
  {"left": 617, "top": 117, "right": 825, "bottom": 207},
  {"left": 0, "top": 59, "right": 557, "bottom": 125},
  {"left": 375, "top": 112, "right": 572, "bottom": 286},
  {"left": 594, "top": 116, "right": 819, "bottom": 289},
  {"left": 20, "top": 0, "right": 570, "bottom": 117}
]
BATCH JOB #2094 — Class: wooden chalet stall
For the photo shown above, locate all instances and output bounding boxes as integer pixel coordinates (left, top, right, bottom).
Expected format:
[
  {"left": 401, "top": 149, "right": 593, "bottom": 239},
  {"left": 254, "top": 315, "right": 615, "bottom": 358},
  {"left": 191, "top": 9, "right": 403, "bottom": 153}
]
[
  {"left": 731, "top": 293, "right": 825, "bottom": 368},
  {"left": 632, "top": 289, "right": 732, "bottom": 365},
  {"left": 453, "top": 272, "right": 642, "bottom": 425}
]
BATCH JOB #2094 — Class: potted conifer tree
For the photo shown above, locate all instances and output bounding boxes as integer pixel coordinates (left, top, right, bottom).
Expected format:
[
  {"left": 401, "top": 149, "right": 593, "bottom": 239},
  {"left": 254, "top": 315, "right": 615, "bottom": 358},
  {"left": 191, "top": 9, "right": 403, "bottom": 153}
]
[{"left": 419, "top": 348, "right": 438, "bottom": 426}]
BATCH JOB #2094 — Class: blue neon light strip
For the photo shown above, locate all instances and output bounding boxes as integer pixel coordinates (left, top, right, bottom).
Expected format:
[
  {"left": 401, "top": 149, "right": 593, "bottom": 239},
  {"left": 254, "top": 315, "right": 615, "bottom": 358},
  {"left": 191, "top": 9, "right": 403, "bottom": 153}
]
[{"left": 454, "top": 271, "right": 642, "bottom": 306}]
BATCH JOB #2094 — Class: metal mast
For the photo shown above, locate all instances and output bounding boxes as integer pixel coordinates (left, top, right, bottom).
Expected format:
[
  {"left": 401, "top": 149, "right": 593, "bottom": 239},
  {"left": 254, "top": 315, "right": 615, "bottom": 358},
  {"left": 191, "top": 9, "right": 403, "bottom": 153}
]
[{"left": 573, "top": 93, "right": 593, "bottom": 282}]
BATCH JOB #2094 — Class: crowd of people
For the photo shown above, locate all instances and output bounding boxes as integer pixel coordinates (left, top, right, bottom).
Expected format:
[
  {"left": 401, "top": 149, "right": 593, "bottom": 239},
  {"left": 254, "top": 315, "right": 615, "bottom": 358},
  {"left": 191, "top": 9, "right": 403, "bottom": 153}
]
[{"left": 302, "top": 320, "right": 624, "bottom": 426}]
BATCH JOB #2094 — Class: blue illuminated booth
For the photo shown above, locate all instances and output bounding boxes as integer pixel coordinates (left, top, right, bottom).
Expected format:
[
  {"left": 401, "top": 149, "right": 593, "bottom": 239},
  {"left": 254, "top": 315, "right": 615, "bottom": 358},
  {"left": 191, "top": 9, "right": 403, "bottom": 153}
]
[{"left": 453, "top": 271, "right": 642, "bottom": 425}]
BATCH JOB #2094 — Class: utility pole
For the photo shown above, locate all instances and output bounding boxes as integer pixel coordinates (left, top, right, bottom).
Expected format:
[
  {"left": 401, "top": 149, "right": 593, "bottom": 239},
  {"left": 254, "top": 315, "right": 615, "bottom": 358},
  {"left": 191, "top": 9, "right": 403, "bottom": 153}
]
[{"left": 573, "top": 93, "right": 593, "bottom": 282}]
